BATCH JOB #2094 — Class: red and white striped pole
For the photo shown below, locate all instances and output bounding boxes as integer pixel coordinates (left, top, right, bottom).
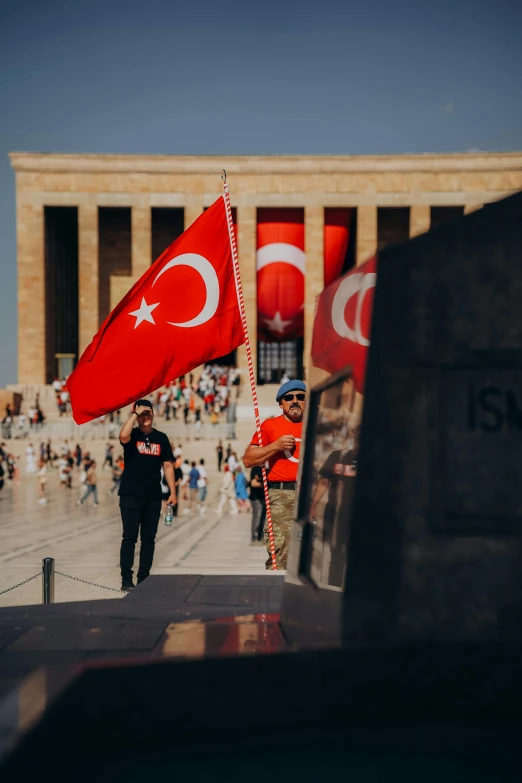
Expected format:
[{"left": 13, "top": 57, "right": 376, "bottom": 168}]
[{"left": 222, "top": 171, "right": 278, "bottom": 570}]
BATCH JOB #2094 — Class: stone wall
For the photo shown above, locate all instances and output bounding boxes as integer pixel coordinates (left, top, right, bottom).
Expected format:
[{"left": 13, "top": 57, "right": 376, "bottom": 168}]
[{"left": 11, "top": 152, "right": 522, "bottom": 384}]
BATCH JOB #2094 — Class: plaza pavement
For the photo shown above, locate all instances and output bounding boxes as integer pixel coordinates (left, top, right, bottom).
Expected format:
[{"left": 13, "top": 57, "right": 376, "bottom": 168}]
[{"left": 0, "top": 429, "right": 268, "bottom": 607}]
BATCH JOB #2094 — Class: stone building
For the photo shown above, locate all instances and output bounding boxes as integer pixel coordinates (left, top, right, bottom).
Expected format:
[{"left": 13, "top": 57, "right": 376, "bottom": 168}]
[{"left": 10, "top": 151, "right": 522, "bottom": 387}]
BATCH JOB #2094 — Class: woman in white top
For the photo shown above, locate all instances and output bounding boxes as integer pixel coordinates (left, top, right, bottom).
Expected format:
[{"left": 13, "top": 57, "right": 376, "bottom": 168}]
[
  {"left": 37, "top": 460, "right": 47, "bottom": 504},
  {"left": 217, "top": 466, "right": 238, "bottom": 514},
  {"left": 25, "top": 443, "right": 36, "bottom": 473},
  {"left": 180, "top": 459, "right": 191, "bottom": 502},
  {"left": 227, "top": 452, "right": 238, "bottom": 473}
]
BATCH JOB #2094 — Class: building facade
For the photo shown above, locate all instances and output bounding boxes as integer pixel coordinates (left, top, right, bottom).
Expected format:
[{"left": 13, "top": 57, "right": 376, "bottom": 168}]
[{"left": 10, "top": 151, "right": 522, "bottom": 386}]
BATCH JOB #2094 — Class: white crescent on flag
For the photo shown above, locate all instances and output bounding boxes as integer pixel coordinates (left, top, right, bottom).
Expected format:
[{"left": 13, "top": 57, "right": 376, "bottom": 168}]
[{"left": 152, "top": 253, "right": 220, "bottom": 328}]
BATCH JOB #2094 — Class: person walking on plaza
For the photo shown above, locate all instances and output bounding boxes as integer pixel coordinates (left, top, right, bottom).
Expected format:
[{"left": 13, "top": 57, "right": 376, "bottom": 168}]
[
  {"left": 110, "top": 456, "right": 124, "bottom": 494},
  {"left": 217, "top": 465, "right": 238, "bottom": 514},
  {"left": 118, "top": 400, "right": 176, "bottom": 591},
  {"left": 103, "top": 443, "right": 114, "bottom": 470},
  {"left": 249, "top": 465, "right": 266, "bottom": 543},
  {"left": 216, "top": 440, "right": 223, "bottom": 471},
  {"left": 25, "top": 443, "right": 36, "bottom": 473},
  {"left": 37, "top": 459, "right": 47, "bottom": 504},
  {"left": 197, "top": 458, "right": 208, "bottom": 510},
  {"left": 227, "top": 450, "right": 238, "bottom": 473},
  {"left": 188, "top": 461, "right": 199, "bottom": 510},
  {"left": 78, "top": 458, "right": 98, "bottom": 506},
  {"left": 235, "top": 466, "right": 250, "bottom": 512},
  {"left": 6, "top": 453, "right": 17, "bottom": 483},
  {"left": 243, "top": 379, "right": 306, "bottom": 570},
  {"left": 58, "top": 454, "right": 72, "bottom": 489},
  {"left": 180, "top": 458, "right": 190, "bottom": 509}
]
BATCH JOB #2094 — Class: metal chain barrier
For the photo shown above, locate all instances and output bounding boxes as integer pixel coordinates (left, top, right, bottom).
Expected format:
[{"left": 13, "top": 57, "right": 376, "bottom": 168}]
[
  {"left": 55, "top": 571, "right": 125, "bottom": 593},
  {"left": 0, "top": 573, "right": 41, "bottom": 597}
]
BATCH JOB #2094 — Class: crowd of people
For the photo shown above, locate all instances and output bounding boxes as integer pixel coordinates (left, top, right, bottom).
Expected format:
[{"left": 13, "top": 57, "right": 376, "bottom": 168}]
[
  {"left": 50, "top": 365, "right": 241, "bottom": 428},
  {"left": 0, "top": 443, "right": 18, "bottom": 493},
  {"left": 134, "top": 365, "right": 241, "bottom": 434},
  {"left": 214, "top": 440, "right": 266, "bottom": 542},
  {"left": 1, "top": 369, "right": 308, "bottom": 586},
  {"left": 0, "top": 432, "right": 266, "bottom": 546},
  {"left": 2, "top": 430, "right": 269, "bottom": 543},
  {"left": 1, "top": 365, "right": 241, "bottom": 444},
  {"left": 0, "top": 434, "right": 215, "bottom": 516},
  {"left": 1, "top": 400, "right": 46, "bottom": 439},
  {"left": 52, "top": 377, "right": 70, "bottom": 416}
]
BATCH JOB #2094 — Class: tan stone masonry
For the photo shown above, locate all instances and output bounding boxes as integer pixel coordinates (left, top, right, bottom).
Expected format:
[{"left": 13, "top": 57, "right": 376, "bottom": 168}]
[{"left": 11, "top": 152, "right": 522, "bottom": 384}]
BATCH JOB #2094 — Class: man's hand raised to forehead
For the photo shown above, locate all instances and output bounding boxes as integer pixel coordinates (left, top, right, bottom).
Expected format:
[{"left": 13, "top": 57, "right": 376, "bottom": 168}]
[{"left": 134, "top": 404, "right": 152, "bottom": 417}]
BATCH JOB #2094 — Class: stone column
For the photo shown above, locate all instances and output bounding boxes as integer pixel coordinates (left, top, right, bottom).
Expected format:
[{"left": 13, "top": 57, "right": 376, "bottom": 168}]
[
  {"left": 132, "top": 205, "right": 151, "bottom": 279},
  {"left": 236, "top": 206, "right": 257, "bottom": 390},
  {"left": 78, "top": 204, "right": 99, "bottom": 355},
  {"left": 409, "top": 205, "right": 431, "bottom": 238},
  {"left": 356, "top": 205, "right": 377, "bottom": 266},
  {"left": 184, "top": 203, "right": 203, "bottom": 231},
  {"left": 304, "top": 206, "right": 324, "bottom": 374},
  {"left": 17, "top": 201, "right": 45, "bottom": 384}
]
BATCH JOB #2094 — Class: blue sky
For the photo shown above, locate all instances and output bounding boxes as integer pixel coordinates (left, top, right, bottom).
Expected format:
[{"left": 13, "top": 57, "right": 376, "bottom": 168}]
[{"left": 1, "top": 0, "right": 521, "bottom": 385}]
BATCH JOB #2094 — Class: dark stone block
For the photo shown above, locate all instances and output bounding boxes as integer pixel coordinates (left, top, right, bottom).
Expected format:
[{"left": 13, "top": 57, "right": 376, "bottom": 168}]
[
  {"left": 4, "top": 617, "right": 166, "bottom": 653},
  {"left": 283, "top": 192, "right": 522, "bottom": 646}
]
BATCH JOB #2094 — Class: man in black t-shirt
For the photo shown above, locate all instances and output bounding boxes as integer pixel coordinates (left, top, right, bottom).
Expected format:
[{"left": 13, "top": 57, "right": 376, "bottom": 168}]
[{"left": 119, "top": 399, "right": 176, "bottom": 591}]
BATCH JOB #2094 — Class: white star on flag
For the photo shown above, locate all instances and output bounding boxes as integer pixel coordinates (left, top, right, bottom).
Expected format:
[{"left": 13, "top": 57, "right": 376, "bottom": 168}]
[
  {"left": 129, "top": 297, "right": 160, "bottom": 329},
  {"left": 264, "top": 311, "right": 292, "bottom": 334}
]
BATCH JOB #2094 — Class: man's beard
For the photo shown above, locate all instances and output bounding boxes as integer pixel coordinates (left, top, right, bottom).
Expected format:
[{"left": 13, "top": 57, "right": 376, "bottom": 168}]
[{"left": 288, "top": 405, "right": 303, "bottom": 421}]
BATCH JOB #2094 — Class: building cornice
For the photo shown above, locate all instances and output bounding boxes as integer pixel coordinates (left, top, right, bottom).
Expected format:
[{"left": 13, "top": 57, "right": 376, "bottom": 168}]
[{"left": 9, "top": 151, "right": 522, "bottom": 175}]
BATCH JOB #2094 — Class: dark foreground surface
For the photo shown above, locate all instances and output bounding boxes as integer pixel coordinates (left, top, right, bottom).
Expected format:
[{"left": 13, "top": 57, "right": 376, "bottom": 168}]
[
  {"left": 0, "top": 574, "right": 286, "bottom": 698},
  {"left": 1, "top": 641, "right": 521, "bottom": 782},
  {"left": 0, "top": 576, "right": 521, "bottom": 781}
]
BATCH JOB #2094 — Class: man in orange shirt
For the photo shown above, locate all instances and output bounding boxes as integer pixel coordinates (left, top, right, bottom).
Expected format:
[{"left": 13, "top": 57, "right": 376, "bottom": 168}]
[{"left": 243, "top": 380, "right": 306, "bottom": 569}]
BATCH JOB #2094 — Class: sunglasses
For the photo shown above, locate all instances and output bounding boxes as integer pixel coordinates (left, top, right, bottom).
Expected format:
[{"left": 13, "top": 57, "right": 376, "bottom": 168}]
[{"left": 282, "top": 393, "right": 306, "bottom": 402}]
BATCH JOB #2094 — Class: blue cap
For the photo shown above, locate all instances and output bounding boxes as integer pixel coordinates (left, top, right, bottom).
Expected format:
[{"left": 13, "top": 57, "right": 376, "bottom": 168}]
[{"left": 276, "top": 379, "right": 306, "bottom": 402}]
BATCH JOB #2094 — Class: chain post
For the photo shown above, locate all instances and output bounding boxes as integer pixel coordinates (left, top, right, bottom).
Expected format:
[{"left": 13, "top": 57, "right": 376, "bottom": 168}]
[
  {"left": 55, "top": 571, "right": 125, "bottom": 593},
  {"left": 42, "top": 557, "right": 55, "bottom": 604},
  {"left": 0, "top": 573, "right": 40, "bottom": 597}
]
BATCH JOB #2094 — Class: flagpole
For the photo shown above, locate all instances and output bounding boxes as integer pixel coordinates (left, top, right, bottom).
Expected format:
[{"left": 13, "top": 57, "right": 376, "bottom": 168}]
[{"left": 221, "top": 170, "right": 278, "bottom": 571}]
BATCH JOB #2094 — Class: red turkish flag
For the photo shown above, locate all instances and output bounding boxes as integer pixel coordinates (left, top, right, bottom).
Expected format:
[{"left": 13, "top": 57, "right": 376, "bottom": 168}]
[
  {"left": 68, "top": 197, "right": 244, "bottom": 424},
  {"left": 257, "top": 208, "right": 305, "bottom": 342},
  {"left": 311, "top": 255, "right": 377, "bottom": 393}
]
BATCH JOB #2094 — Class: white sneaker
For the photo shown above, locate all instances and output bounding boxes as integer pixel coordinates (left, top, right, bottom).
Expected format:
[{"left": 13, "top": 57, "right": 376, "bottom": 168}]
[{"left": 38, "top": 498, "right": 47, "bottom": 504}]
